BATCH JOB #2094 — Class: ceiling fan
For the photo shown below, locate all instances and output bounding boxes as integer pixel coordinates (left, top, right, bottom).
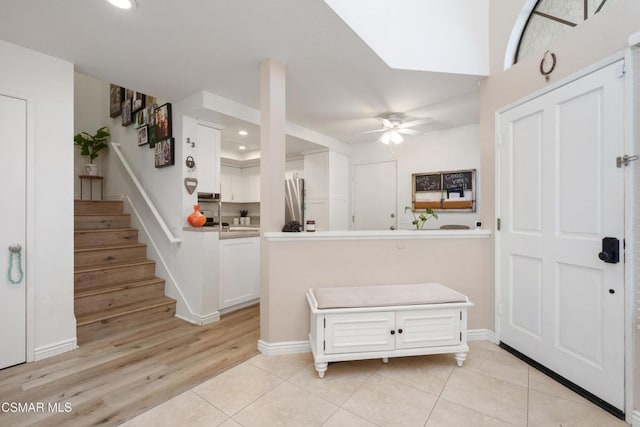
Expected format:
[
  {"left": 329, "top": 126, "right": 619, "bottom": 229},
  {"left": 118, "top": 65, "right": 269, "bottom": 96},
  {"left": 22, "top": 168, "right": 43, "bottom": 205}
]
[{"left": 361, "top": 112, "right": 432, "bottom": 144}]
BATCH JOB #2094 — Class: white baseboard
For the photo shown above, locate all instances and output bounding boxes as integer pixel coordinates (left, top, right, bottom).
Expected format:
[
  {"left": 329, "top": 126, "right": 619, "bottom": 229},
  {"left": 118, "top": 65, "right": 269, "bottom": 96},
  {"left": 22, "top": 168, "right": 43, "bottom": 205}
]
[
  {"left": 258, "top": 340, "right": 311, "bottom": 356},
  {"left": 632, "top": 410, "right": 640, "bottom": 427},
  {"left": 467, "top": 329, "right": 497, "bottom": 343},
  {"left": 257, "top": 329, "right": 494, "bottom": 356},
  {"left": 176, "top": 311, "right": 220, "bottom": 326},
  {"left": 219, "top": 299, "right": 259, "bottom": 315},
  {"left": 34, "top": 338, "right": 77, "bottom": 361}
]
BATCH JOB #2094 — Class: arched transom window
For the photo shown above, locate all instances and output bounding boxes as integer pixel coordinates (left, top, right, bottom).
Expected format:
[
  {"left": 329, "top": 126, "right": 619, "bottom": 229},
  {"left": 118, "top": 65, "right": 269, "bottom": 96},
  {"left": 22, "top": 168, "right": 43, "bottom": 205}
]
[{"left": 515, "top": 0, "right": 610, "bottom": 64}]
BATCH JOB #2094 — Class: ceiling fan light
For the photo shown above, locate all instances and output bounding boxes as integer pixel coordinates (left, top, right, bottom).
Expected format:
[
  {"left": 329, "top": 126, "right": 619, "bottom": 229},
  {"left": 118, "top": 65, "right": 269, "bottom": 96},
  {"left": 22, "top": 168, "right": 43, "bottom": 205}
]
[
  {"left": 380, "top": 132, "right": 392, "bottom": 144},
  {"left": 390, "top": 130, "right": 404, "bottom": 144}
]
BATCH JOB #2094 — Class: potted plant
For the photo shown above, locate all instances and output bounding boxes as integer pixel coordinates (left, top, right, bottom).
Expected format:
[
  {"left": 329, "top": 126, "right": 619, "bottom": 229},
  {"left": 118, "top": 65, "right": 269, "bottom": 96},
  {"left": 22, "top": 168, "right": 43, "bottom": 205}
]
[
  {"left": 404, "top": 206, "right": 438, "bottom": 229},
  {"left": 74, "top": 126, "right": 110, "bottom": 176}
]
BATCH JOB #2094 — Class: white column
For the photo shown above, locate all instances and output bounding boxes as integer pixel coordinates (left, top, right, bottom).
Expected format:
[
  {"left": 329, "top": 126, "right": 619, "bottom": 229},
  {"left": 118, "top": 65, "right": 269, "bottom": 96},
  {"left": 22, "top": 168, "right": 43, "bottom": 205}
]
[
  {"left": 259, "top": 60, "right": 286, "bottom": 232},
  {"left": 259, "top": 59, "right": 286, "bottom": 343}
]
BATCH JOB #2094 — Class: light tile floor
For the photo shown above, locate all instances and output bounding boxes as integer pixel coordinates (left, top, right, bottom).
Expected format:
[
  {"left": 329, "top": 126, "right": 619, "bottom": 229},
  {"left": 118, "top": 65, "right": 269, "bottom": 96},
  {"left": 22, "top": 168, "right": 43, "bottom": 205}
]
[{"left": 121, "top": 341, "right": 627, "bottom": 426}]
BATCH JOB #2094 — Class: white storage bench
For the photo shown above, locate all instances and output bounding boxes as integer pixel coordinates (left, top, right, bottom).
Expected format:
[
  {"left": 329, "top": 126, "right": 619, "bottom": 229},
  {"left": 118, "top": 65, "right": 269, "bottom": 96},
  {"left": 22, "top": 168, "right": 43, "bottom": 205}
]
[{"left": 307, "top": 282, "right": 473, "bottom": 378}]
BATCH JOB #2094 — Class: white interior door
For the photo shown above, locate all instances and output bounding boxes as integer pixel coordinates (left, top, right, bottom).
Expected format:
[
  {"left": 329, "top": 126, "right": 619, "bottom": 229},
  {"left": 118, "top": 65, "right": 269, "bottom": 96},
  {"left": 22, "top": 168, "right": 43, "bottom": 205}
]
[
  {"left": 498, "top": 61, "right": 625, "bottom": 410},
  {"left": 352, "top": 161, "right": 397, "bottom": 230},
  {"left": 0, "top": 94, "right": 27, "bottom": 369}
]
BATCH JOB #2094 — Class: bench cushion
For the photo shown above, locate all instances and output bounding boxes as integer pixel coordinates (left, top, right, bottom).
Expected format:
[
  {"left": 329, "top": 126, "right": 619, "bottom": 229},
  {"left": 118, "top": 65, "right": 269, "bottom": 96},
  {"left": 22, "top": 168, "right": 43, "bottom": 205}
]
[{"left": 312, "top": 282, "right": 467, "bottom": 309}]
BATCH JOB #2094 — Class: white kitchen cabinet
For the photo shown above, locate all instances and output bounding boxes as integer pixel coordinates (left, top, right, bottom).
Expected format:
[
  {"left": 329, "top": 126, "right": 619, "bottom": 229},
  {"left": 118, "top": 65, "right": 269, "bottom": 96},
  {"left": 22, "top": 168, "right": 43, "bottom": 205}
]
[
  {"left": 307, "top": 283, "right": 472, "bottom": 378},
  {"left": 221, "top": 165, "right": 242, "bottom": 202},
  {"left": 304, "top": 152, "right": 329, "bottom": 199},
  {"left": 241, "top": 165, "right": 260, "bottom": 203},
  {"left": 219, "top": 237, "right": 260, "bottom": 309},
  {"left": 196, "top": 124, "right": 221, "bottom": 194}
]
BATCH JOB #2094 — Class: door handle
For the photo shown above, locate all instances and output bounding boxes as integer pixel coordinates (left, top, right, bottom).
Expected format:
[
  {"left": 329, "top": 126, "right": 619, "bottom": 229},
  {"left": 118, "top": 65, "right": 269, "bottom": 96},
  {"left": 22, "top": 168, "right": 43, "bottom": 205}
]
[
  {"left": 7, "top": 244, "right": 24, "bottom": 284},
  {"left": 598, "top": 237, "right": 619, "bottom": 264}
]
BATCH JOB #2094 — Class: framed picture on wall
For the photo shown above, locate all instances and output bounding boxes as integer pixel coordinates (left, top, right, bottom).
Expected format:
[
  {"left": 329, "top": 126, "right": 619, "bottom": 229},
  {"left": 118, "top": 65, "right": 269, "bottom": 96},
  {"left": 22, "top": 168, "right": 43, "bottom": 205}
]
[
  {"left": 132, "top": 91, "right": 146, "bottom": 112},
  {"left": 155, "top": 103, "right": 172, "bottom": 141},
  {"left": 154, "top": 138, "right": 174, "bottom": 168},
  {"left": 121, "top": 99, "right": 133, "bottom": 126},
  {"left": 137, "top": 125, "right": 149, "bottom": 146},
  {"left": 109, "top": 84, "right": 123, "bottom": 117}
]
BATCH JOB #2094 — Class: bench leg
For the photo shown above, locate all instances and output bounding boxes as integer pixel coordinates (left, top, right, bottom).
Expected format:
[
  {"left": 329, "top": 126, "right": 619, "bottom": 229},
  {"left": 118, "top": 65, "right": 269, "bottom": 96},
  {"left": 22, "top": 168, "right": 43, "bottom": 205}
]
[
  {"left": 382, "top": 357, "right": 389, "bottom": 364},
  {"left": 454, "top": 352, "right": 467, "bottom": 367},
  {"left": 315, "top": 361, "right": 328, "bottom": 378}
]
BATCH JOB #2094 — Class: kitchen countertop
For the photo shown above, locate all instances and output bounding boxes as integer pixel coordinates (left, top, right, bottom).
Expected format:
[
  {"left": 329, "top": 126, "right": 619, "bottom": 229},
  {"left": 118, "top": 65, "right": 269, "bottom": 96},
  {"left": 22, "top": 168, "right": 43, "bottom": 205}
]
[{"left": 183, "top": 226, "right": 260, "bottom": 239}]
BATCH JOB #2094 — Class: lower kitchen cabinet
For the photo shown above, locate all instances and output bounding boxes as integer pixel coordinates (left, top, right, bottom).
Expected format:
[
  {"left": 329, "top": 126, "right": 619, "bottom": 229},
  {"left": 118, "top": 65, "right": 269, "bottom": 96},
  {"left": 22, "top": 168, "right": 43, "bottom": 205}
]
[{"left": 219, "top": 237, "right": 260, "bottom": 309}]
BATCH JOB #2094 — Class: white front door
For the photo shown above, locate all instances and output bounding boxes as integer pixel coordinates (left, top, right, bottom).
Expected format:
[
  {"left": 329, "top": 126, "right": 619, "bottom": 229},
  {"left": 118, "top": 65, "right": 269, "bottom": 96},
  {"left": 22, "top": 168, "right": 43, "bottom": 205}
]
[
  {"left": 352, "top": 161, "right": 397, "bottom": 230},
  {"left": 0, "top": 94, "right": 27, "bottom": 369},
  {"left": 498, "top": 61, "right": 625, "bottom": 410}
]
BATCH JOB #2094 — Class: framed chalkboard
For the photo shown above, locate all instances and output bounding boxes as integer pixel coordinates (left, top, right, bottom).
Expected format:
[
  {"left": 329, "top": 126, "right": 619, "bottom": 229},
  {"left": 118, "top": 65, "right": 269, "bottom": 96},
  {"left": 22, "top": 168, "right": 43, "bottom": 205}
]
[
  {"left": 443, "top": 171, "right": 473, "bottom": 190},
  {"left": 414, "top": 173, "right": 441, "bottom": 192},
  {"left": 411, "top": 169, "right": 476, "bottom": 212}
]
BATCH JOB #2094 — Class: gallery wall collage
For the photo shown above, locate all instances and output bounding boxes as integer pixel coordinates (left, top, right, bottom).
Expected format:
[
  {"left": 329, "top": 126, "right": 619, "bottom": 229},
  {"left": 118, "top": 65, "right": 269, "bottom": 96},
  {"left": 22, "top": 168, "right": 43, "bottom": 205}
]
[{"left": 109, "top": 84, "right": 174, "bottom": 168}]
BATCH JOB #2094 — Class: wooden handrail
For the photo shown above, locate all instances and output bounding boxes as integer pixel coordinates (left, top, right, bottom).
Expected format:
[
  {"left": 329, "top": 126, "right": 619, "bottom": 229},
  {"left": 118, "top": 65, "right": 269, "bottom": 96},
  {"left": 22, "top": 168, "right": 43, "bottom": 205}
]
[{"left": 111, "top": 143, "right": 182, "bottom": 243}]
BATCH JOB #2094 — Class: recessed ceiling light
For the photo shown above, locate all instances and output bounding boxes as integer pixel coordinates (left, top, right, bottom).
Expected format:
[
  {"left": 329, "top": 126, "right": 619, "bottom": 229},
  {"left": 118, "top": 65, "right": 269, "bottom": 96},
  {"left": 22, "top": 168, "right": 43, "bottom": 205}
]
[
  {"left": 238, "top": 130, "right": 248, "bottom": 136},
  {"left": 238, "top": 145, "right": 246, "bottom": 151},
  {"left": 107, "top": 0, "right": 136, "bottom": 10}
]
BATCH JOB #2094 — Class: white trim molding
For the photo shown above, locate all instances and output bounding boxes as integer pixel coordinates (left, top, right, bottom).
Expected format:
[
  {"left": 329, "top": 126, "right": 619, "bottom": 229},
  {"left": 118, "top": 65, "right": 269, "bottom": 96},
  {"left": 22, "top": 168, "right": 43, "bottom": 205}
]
[
  {"left": 467, "top": 329, "right": 497, "bottom": 343},
  {"left": 632, "top": 410, "right": 640, "bottom": 427},
  {"left": 257, "top": 340, "right": 311, "bottom": 356},
  {"left": 264, "top": 229, "right": 491, "bottom": 242},
  {"left": 258, "top": 329, "right": 495, "bottom": 356},
  {"left": 176, "top": 311, "right": 220, "bottom": 326},
  {"left": 34, "top": 338, "right": 77, "bottom": 361}
]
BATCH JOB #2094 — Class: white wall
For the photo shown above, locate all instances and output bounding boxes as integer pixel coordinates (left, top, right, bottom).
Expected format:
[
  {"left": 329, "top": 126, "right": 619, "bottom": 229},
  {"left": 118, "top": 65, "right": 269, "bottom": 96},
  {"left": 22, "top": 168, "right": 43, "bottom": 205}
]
[
  {"left": 0, "top": 40, "right": 76, "bottom": 358},
  {"left": 350, "top": 124, "right": 481, "bottom": 229}
]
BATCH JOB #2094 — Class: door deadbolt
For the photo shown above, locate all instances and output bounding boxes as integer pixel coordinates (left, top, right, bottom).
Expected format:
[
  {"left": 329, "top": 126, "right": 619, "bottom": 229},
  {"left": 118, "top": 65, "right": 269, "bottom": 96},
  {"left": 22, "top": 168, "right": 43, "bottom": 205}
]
[{"left": 598, "top": 237, "right": 619, "bottom": 264}]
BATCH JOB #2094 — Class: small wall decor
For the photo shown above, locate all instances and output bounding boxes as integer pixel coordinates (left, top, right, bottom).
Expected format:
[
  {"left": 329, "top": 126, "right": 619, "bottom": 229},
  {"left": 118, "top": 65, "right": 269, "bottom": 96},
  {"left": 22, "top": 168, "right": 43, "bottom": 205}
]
[
  {"left": 154, "top": 137, "right": 175, "bottom": 168},
  {"left": 109, "top": 84, "right": 124, "bottom": 117},
  {"left": 185, "top": 156, "right": 196, "bottom": 169},
  {"left": 137, "top": 125, "right": 149, "bottom": 146},
  {"left": 184, "top": 177, "right": 198, "bottom": 194},
  {"left": 156, "top": 103, "right": 172, "bottom": 141},
  {"left": 411, "top": 169, "right": 476, "bottom": 212},
  {"left": 132, "top": 91, "right": 146, "bottom": 112},
  {"left": 540, "top": 50, "right": 556, "bottom": 82},
  {"left": 121, "top": 98, "right": 133, "bottom": 126}
]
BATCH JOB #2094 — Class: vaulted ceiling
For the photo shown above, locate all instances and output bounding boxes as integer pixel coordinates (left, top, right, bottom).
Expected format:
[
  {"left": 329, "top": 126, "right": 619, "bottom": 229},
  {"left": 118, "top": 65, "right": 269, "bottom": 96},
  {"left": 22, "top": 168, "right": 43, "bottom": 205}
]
[{"left": 0, "top": 0, "right": 485, "bottom": 145}]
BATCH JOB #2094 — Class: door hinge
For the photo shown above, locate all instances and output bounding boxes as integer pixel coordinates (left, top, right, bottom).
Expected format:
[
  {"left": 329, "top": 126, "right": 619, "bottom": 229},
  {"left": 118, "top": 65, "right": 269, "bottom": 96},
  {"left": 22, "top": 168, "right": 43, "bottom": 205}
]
[
  {"left": 617, "top": 154, "right": 639, "bottom": 168},
  {"left": 497, "top": 218, "right": 501, "bottom": 231},
  {"left": 459, "top": 332, "right": 462, "bottom": 342},
  {"left": 616, "top": 61, "right": 626, "bottom": 77},
  {"left": 323, "top": 340, "right": 325, "bottom": 351},
  {"left": 459, "top": 311, "right": 462, "bottom": 320},
  {"left": 352, "top": 215, "right": 355, "bottom": 223},
  {"left": 323, "top": 318, "right": 326, "bottom": 328}
]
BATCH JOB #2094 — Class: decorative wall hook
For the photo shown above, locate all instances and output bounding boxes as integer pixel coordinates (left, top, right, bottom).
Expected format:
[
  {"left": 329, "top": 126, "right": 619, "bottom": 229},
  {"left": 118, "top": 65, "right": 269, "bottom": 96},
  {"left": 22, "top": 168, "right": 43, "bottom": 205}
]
[
  {"left": 540, "top": 50, "right": 556, "bottom": 82},
  {"left": 186, "top": 137, "right": 195, "bottom": 148}
]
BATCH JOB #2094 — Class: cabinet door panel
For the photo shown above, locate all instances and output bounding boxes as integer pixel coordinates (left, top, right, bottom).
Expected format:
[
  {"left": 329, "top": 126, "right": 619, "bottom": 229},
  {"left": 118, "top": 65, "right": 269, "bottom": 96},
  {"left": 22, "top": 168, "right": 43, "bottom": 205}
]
[
  {"left": 219, "top": 238, "right": 260, "bottom": 309},
  {"left": 396, "top": 309, "right": 461, "bottom": 349},
  {"left": 325, "top": 312, "right": 394, "bottom": 354}
]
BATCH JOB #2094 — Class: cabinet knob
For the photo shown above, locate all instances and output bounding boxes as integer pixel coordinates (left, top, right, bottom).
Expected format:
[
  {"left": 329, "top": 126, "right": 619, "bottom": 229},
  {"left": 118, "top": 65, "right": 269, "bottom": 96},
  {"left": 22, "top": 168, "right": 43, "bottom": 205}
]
[
  {"left": 390, "top": 330, "right": 395, "bottom": 335},
  {"left": 398, "top": 328, "right": 403, "bottom": 334}
]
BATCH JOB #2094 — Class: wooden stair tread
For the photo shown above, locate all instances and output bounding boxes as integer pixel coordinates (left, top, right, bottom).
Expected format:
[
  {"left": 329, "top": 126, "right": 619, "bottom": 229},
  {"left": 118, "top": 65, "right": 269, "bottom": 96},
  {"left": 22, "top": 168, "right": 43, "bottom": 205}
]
[
  {"left": 75, "top": 278, "right": 165, "bottom": 299},
  {"left": 74, "top": 259, "right": 155, "bottom": 273},
  {"left": 74, "top": 242, "right": 147, "bottom": 253},
  {"left": 75, "top": 227, "right": 137, "bottom": 234},
  {"left": 76, "top": 297, "right": 175, "bottom": 326}
]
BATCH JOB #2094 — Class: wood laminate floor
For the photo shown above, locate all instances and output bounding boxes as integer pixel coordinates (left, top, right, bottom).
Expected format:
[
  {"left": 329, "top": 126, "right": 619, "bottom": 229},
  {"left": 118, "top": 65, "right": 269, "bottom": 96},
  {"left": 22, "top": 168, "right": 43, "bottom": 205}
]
[{"left": 0, "top": 304, "right": 260, "bottom": 427}]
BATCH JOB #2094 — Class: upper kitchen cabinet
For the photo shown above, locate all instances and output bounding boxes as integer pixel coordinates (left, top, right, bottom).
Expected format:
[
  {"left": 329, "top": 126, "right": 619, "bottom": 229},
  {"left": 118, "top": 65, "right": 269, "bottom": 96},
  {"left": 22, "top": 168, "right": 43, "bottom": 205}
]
[
  {"left": 196, "top": 124, "right": 221, "bottom": 195},
  {"left": 221, "top": 165, "right": 242, "bottom": 202},
  {"left": 242, "top": 165, "right": 260, "bottom": 203}
]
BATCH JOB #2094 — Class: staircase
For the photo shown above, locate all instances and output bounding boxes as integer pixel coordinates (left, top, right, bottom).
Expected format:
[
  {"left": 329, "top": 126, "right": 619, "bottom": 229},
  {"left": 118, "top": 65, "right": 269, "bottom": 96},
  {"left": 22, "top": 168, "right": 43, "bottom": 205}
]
[{"left": 74, "top": 200, "right": 176, "bottom": 345}]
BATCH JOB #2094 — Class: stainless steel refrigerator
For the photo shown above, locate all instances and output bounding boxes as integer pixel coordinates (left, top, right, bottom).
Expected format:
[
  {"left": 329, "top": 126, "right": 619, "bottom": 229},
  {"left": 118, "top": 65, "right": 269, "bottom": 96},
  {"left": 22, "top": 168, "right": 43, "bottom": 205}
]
[{"left": 284, "top": 178, "right": 304, "bottom": 225}]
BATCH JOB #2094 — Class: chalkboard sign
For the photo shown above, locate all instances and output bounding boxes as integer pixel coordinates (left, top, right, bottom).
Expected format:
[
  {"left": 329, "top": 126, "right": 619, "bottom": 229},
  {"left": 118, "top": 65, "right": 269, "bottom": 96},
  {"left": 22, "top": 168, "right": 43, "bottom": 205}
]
[
  {"left": 411, "top": 169, "right": 476, "bottom": 212},
  {"left": 414, "top": 174, "right": 441, "bottom": 192},
  {"left": 443, "top": 171, "right": 473, "bottom": 190}
]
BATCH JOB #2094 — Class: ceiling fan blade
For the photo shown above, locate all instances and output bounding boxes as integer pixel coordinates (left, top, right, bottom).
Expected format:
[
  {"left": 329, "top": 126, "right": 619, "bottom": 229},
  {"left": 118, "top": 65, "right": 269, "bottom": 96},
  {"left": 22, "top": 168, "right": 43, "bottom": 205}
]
[
  {"left": 380, "top": 118, "right": 393, "bottom": 128},
  {"left": 398, "top": 128, "right": 421, "bottom": 135},
  {"left": 399, "top": 118, "right": 432, "bottom": 128},
  {"left": 358, "top": 128, "right": 385, "bottom": 135}
]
